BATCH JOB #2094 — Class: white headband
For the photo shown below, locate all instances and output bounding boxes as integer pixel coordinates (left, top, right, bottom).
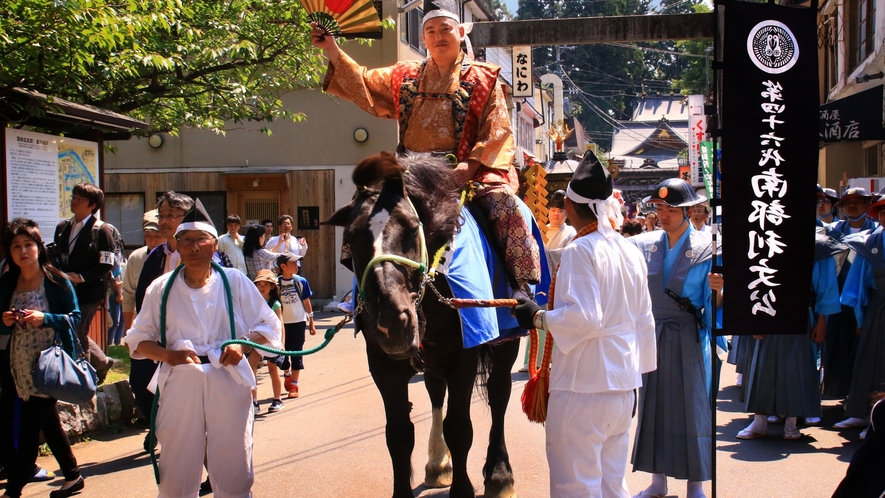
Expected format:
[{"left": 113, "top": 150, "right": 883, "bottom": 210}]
[
  {"left": 422, "top": 9, "right": 459, "bottom": 25},
  {"left": 175, "top": 222, "right": 218, "bottom": 239}
]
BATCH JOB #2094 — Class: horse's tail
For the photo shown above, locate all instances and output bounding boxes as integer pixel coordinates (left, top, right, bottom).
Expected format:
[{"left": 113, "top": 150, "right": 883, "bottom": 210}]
[{"left": 474, "top": 343, "right": 495, "bottom": 403}]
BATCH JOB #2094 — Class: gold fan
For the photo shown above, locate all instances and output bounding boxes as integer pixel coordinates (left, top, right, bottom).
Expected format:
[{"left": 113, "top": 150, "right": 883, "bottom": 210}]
[{"left": 301, "top": 0, "right": 383, "bottom": 39}]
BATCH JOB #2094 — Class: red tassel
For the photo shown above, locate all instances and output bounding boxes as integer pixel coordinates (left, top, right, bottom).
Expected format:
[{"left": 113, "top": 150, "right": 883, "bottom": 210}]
[{"left": 521, "top": 328, "right": 554, "bottom": 424}]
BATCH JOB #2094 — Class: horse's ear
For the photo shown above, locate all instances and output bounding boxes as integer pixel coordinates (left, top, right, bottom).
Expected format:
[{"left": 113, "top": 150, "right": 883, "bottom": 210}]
[{"left": 322, "top": 202, "right": 354, "bottom": 227}]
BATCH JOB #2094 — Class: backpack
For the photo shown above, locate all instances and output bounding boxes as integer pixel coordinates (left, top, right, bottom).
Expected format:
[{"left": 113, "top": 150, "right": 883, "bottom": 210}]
[{"left": 92, "top": 219, "right": 126, "bottom": 274}]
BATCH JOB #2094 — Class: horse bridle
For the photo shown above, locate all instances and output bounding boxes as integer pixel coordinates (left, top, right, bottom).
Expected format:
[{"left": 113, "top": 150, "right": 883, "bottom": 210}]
[
  {"left": 352, "top": 184, "right": 466, "bottom": 316},
  {"left": 353, "top": 187, "right": 430, "bottom": 315}
]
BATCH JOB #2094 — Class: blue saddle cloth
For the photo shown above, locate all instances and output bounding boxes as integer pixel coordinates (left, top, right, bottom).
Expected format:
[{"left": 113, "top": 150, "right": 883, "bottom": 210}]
[{"left": 441, "top": 199, "right": 551, "bottom": 348}]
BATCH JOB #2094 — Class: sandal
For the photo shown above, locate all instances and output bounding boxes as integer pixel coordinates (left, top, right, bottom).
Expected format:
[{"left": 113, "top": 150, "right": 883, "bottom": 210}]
[
  {"left": 736, "top": 428, "right": 768, "bottom": 439},
  {"left": 783, "top": 428, "right": 802, "bottom": 440},
  {"left": 31, "top": 467, "right": 56, "bottom": 482}
]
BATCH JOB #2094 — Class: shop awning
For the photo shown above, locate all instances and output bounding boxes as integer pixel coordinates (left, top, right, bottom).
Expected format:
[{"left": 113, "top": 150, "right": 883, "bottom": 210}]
[{"left": 819, "top": 85, "right": 884, "bottom": 142}]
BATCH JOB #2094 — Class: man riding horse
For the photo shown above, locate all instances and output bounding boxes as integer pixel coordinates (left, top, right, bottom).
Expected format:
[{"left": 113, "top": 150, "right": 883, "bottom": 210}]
[{"left": 310, "top": 0, "right": 542, "bottom": 292}]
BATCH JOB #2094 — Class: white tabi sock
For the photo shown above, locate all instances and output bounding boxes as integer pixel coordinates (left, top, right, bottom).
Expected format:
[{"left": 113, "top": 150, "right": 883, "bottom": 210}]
[
  {"left": 634, "top": 473, "right": 668, "bottom": 497},
  {"left": 784, "top": 416, "right": 798, "bottom": 432},
  {"left": 745, "top": 414, "right": 768, "bottom": 434},
  {"left": 687, "top": 480, "right": 707, "bottom": 498}
]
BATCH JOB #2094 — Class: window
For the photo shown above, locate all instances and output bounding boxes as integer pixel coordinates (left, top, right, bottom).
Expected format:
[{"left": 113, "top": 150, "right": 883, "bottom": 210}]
[
  {"left": 847, "top": 0, "right": 876, "bottom": 70},
  {"left": 400, "top": 8, "right": 425, "bottom": 55},
  {"left": 104, "top": 194, "right": 146, "bottom": 248},
  {"left": 822, "top": 15, "right": 839, "bottom": 90}
]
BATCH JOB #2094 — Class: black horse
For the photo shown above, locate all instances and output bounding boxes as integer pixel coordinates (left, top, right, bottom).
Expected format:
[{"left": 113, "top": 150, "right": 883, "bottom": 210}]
[{"left": 324, "top": 152, "right": 520, "bottom": 498}]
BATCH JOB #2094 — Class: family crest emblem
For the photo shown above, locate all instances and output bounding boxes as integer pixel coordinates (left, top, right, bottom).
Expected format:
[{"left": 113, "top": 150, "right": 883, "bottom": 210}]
[{"left": 746, "top": 20, "right": 799, "bottom": 74}]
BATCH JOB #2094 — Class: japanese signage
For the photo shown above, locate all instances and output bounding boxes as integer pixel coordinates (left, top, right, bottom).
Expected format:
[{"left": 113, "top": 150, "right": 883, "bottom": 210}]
[
  {"left": 687, "top": 95, "right": 707, "bottom": 188},
  {"left": 721, "top": 0, "right": 817, "bottom": 335},
  {"left": 511, "top": 46, "right": 533, "bottom": 98},
  {"left": 4, "top": 129, "right": 100, "bottom": 242},
  {"left": 819, "top": 85, "right": 885, "bottom": 141}
]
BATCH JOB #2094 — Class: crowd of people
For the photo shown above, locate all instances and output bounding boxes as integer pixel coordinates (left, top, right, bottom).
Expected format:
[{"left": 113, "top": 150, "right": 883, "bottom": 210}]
[{"left": 0, "top": 180, "right": 323, "bottom": 497}]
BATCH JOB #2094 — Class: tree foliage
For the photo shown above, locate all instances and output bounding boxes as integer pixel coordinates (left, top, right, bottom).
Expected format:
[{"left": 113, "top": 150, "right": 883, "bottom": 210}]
[{"left": 0, "top": 0, "right": 342, "bottom": 135}]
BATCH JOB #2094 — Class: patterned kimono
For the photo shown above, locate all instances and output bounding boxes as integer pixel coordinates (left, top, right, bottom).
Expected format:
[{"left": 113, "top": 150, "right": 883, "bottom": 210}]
[
  {"left": 323, "top": 51, "right": 541, "bottom": 285},
  {"left": 629, "top": 225, "right": 717, "bottom": 482}
]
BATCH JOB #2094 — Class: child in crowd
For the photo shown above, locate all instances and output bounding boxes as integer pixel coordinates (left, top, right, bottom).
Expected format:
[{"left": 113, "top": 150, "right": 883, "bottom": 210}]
[
  {"left": 276, "top": 252, "right": 317, "bottom": 398},
  {"left": 250, "top": 269, "right": 285, "bottom": 413}
]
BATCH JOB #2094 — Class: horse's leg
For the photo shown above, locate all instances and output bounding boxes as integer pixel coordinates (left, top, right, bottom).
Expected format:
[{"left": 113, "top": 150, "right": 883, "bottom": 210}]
[
  {"left": 423, "top": 370, "right": 453, "bottom": 488},
  {"left": 444, "top": 349, "right": 479, "bottom": 498},
  {"left": 482, "top": 339, "right": 520, "bottom": 498},
  {"left": 366, "top": 342, "right": 416, "bottom": 498}
]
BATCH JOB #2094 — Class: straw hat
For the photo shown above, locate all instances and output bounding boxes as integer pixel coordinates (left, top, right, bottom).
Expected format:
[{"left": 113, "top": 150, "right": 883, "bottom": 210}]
[{"left": 253, "top": 269, "right": 278, "bottom": 288}]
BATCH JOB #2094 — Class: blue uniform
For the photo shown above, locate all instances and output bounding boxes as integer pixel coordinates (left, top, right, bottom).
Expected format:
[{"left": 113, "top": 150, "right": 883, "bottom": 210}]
[
  {"left": 629, "top": 224, "right": 719, "bottom": 482},
  {"left": 840, "top": 227, "right": 885, "bottom": 419}
]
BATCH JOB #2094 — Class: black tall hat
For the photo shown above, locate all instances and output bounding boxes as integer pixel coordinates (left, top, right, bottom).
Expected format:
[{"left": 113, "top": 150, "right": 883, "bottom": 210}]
[
  {"left": 174, "top": 199, "right": 217, "bottom": 238},
  {"left": 565, "top": 151, "right": 613, "bottom": 204}
]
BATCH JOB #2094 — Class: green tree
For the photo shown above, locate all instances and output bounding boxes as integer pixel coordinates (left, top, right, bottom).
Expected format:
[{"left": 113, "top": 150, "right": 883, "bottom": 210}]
[
  {"left": 487, "top": 0, "right": 514, "bottom": 20},
  {"left": 516, "top": 0, "right": 710, "bottom": 148},
  {"left": 0, "top": 0, "right": 341, "bottom": 135}
]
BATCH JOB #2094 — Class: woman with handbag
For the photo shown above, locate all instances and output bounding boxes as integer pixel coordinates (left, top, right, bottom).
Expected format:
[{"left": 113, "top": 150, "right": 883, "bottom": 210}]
[{"left": 0, "top": 218, "right": 85, "bottom": 498}]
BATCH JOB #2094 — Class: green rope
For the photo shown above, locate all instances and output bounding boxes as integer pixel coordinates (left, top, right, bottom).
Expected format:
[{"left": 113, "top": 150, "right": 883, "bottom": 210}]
[
  {"left": 221, "top": 324, "right": 342, "bottom": 357},
  {"left": 149, "top": 261, "right": 234, "bottom": 484}
]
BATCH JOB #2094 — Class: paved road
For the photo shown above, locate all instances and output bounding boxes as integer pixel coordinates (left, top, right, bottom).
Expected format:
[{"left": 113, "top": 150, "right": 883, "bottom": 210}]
[{"left": 23, "top": 313, "right": 862, "bottom": 497}]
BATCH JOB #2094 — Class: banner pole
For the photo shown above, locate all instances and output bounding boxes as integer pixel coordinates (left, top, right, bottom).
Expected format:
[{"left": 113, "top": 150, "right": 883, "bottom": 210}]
[{"left": 710, "top": 3, "right": 724, "bottom": 497}]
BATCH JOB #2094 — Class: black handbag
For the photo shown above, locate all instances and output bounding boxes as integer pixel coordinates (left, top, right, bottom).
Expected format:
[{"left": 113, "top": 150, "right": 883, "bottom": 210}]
[{"left": 31, "top": 315, "right": 98, "bottom": 404}]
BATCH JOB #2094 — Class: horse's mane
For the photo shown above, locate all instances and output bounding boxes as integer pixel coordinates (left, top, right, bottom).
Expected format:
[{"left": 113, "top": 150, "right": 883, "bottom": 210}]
[{"left": 352, "top": 152, "right": 461, "bottom": 253}]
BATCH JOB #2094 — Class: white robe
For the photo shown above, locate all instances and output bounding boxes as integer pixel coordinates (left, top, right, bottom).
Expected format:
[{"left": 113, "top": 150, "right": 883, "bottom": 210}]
[
  {"left": 127, "top": 267, "right": 282, "bottom": 498},
  {"left": 545, "top": 223, "right": 577, "bottom": 271},
  {"left": 543, "top": 232, "right": 656, "bottom": 497}
]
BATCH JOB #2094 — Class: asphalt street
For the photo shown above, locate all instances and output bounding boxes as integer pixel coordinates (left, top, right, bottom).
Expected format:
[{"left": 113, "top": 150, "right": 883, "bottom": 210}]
[{"left": 21, "top": 312, "right": 862, "bottom": 497}]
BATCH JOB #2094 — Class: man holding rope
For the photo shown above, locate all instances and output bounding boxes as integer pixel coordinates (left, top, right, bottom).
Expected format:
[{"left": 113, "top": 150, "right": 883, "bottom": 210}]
[
  {"left": 513, "top": 153, "right": 656, "bottom": 497},
  {"left": 127, "top": 200, "right": 281, "bottom": 497}
]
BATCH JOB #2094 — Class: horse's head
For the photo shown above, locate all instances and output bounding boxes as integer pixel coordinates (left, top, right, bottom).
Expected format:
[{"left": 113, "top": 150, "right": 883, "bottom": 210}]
[{"left": 325, "top": 152, "right": 439, "bottom": 359}]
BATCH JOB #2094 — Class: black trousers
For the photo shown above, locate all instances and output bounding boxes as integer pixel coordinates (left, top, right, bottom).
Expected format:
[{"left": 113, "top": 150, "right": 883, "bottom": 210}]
[
  {"left": 130, "top": 358, "right": 157, "bottom": 420},
  {"left": 0, "top": 345, "right": 17, "bottom": 472},
  {"left": 76, "top": 299, "right": 111, "bottom": 369},
  {"left": 4, "top": 396, "right": 80, "bottom": 498}
]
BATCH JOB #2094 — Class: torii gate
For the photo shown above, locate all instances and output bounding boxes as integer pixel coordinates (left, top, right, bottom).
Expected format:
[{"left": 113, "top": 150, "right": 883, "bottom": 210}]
[{"left": 469, "top": 13, "right": 715, "bottom": 47}]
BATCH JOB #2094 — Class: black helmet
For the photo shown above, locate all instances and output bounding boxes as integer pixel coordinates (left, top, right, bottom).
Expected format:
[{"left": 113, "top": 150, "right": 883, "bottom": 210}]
[
  {"left": 837, "top": 187, "right": 874, "bottom": 205},
  {"left": 642, "top": 178, "right": 706, "bottom": 208},
  {"left": 549, "top": 190, "right": 566, "bottom": 209}
]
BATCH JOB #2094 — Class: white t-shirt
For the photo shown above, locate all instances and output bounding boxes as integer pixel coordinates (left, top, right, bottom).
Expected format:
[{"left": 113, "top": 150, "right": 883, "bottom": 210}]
[{"left": 279, "top": 276, "right": 312, "bottom": 324}]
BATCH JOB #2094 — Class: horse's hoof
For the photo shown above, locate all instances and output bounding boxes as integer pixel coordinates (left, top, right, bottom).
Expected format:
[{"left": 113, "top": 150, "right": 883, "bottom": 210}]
[
  {"left": 483, "top": 482, "right": 517, "bottom": 498},
  {"left": 423, "top": 462, "right": 453, "bottom": 488}
]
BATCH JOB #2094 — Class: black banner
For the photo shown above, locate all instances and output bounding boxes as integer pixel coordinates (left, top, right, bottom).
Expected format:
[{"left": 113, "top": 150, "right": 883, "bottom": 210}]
[
  {"left": 820, "top": 85, "right": 885, "bottom": 141},
  {"left": 721, "top": 0, "right": 818, "bottom": 335}
]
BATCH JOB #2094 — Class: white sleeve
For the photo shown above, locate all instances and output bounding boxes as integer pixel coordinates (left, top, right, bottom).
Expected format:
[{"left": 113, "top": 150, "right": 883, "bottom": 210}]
[
  {"left": 543, "top": 246, "right": 606, "bottom": 355},
  {"left": 632, "top": 250, "right": 657, "bottom": 373}
]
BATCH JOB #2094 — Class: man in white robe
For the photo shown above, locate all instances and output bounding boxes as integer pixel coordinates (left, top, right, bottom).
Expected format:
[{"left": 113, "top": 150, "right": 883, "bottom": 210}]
[
  {"left": 127, "top": 200, "right": 281, "bottom": 498},
  {"left": 514, "top": 153, "right": 657, "bottom": 498}
]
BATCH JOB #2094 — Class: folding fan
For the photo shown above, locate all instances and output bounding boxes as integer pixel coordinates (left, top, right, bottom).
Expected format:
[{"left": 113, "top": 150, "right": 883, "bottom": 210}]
[{"left": 301, "top": 0, "right": 383, "bottom": 39}]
